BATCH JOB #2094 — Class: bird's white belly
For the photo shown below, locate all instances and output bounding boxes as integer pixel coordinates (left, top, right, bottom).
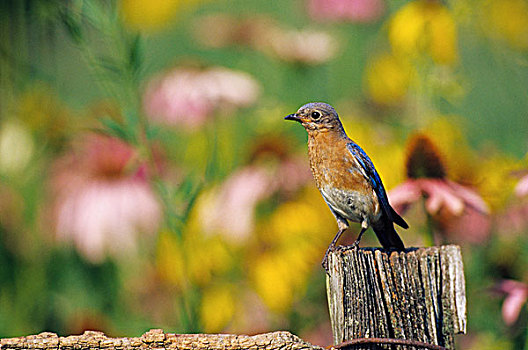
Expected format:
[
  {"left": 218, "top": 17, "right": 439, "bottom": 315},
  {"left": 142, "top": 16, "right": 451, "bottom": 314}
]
[{"left": 320, "top": 186, "right": 378, "bottom": 224}]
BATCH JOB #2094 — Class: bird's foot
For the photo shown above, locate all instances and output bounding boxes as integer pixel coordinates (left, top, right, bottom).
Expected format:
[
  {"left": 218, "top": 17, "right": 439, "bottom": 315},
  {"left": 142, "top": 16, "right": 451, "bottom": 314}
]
[
  {"left": 350, "top": 226, "right": 366, "bottom": 250},
  {"left": 321, "top": 244, "right": 335, "bottom": 274}
]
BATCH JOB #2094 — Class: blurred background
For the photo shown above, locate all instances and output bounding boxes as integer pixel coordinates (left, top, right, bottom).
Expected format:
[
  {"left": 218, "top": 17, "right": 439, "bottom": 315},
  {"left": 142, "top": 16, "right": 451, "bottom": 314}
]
[{"left": 1, "top": 0, "right": 528, "bottom": 348}]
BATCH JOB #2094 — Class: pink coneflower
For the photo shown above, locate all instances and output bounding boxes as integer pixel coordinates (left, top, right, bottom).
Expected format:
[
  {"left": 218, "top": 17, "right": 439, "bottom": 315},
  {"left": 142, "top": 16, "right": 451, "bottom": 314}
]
[
  {"left": 265, "top": 28, "right": 339, "bottom": 65},
  {"left": 494, "top": 279, "right": 528, "bottom": 326},
  {"left": 51, "top": 134, "right": 162, "bottom": 263},
  {"left": 515, "top": 171, "right": 528, "bottom": 197},
  {"left": 390, "top": 178, "right": 489, "bottom": 218},
  {"left": 193, "top": 14, "right": 273, "bottom": 49},
  {"left": 389, "top": 134, "right": 490, "bottom": 244},
  {"left": 307, "top": 0, "right": 386, "bottom": 23},
  {"left": 143, "top": 66, "right": 260, "bottom": 130},
  {"left": 193, "top": 14, "right": 338, "bottom": 65},
  {"left": 199, "top": 165, "right": 271, "bottom": 242},
  {"left": 199, "top": 137, "right": 312, "bottom": 243}
]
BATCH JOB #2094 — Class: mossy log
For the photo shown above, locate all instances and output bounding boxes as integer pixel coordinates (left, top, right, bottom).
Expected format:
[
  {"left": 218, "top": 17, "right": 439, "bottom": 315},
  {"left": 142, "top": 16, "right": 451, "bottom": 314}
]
[
  {"left": 326, "top": 245, "right": 466, "bottom": 350},
  {"left": 0, "top": 329, "right": 323, "bottom": 350}
]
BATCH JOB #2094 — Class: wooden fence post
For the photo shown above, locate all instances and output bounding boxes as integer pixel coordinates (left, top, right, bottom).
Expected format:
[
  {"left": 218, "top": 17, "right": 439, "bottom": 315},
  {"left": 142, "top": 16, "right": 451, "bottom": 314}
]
[{"left": 326, "top": 245, "right": 466, "bottom": 350}]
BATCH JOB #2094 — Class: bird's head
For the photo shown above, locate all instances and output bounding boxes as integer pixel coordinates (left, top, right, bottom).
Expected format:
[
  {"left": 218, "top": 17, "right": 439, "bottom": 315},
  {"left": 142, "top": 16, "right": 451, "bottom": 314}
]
[{"left": 284, "top": 102, "right": 344, "bottom": 133}]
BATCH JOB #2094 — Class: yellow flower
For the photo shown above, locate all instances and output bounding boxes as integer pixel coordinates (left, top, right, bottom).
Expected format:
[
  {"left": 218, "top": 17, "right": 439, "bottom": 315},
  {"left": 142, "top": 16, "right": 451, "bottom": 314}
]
[
  {"left": 483, "top": 0, "right": 528, "bottom": 49},
  {"left": 157, "top": 225, "right": 232, "bottom": 289},
  {"left": 389, "top": 0, "right": 458, "bottom": 64},
  {"left": 120, "top": 0, "right": 198, "bottom": 32},
  {"left": 251, "top": 189, "right": 336, "bottom": 313},
  {"left": 0, "top": 121, "right": 34, "bottom": 175},
  {"left": 266, "top": 197, "right": 331, "bottom": 246},
  {"left": 475, "top": 154, "right": 520, "bottom": 211},
  {"left": 251, "top": 240, "right": 324, "bottom": 313},
  {"left": 389, "top": 2, "right": 428, "bottom": 57},
  {"left": 200, "top": 284, "right": 235, "bottom": 332},
  {"left": 428, "top": 4, "right": 458, "bottom": 64},
  {"left": 187, "top": 234, "right": 232, "bottom": 285},
  {"left": 251, "top": 252, "right": 295, "bottom": 312},
  {"left": 365, "top": 53, "right": 412, "bottom": 106},
  {"left": 157, "top": 230, "right": 186, "bottom": 288}
]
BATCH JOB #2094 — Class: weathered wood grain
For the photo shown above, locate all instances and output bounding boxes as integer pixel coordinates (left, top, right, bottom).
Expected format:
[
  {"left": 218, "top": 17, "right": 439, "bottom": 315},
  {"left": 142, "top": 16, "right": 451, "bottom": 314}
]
[
  {"left": 0, "top": 329, "right": 324, "bottom": 350},
  {"left": 326, "top": 245, "right": 466, "bottom": 350}
]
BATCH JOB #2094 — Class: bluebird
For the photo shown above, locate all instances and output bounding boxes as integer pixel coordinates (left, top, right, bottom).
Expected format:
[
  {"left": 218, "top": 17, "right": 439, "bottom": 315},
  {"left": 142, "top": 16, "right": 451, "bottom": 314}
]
[{"left": 285, "top": 102, "right": 408, "bottom": 271}]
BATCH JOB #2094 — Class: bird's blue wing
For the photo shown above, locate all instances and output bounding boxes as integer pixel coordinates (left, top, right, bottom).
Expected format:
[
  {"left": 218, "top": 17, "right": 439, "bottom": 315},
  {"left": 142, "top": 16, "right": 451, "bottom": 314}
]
[{"left": 346, "top": 142, "right": 408, "bottom": 229}]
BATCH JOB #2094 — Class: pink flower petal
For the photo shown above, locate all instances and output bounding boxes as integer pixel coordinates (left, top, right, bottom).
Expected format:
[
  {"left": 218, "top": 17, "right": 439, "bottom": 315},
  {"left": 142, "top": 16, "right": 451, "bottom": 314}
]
[
  {"left": 200, "top": 166, "right": 273, "bottom": 242},
  {"left": 447, "top": 180, "right": 489, "bottom": 214},
  {"left": 421, "top": 179, "right": 464, "bottom": 216},
  {"left": 275, "top": 157, "right": 312, "bottom": 193},
  {"left": 308, "top": 0, "right": 385, "bottom": 23},
  {"left": 515, "top": 175, "right": 528, "bottom": 198},
  {"left": 389, "top": 174, "right": 489, "bottom": 227},
  {"left": 52, "top": 135, "right": 162, "bottom": 263},
  {"left": 388, "top": 179, "right": 422, "bottom": 212},
  {"left": 498, "top": 280, "right": 528, "bottom": 325},
  {"left": 444, "top": 206, "right": 491, "bottom": 244},
  {"left": 143, "top": 66, "right": 260, "bottom": 129}
]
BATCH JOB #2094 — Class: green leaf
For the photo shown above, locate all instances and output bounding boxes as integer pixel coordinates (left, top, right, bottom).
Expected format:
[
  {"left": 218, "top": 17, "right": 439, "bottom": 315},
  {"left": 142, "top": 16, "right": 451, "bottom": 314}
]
[
  {"left": 145, "top": 124, "right": 161, "bottom": 141},
  {"left": 97, "top": 55, "right": 125, "bottom": 77},
  {"left": 99, "top": 118, "right": 130, "bottom": 141},
  {"left": 128, "top": 34, "right": 143, "bottom": 78},
  {"left": 59, "top": 9, "right": 83, "bottom": 44},
  {"left": 175, "top": 173, "right": 203, "bottom": 224},
  {"left": 123, "top": 110, "right": 140, "bottom": 142},
  {"left": 181, "top": 182, "right": 203, "bottom": 224}
]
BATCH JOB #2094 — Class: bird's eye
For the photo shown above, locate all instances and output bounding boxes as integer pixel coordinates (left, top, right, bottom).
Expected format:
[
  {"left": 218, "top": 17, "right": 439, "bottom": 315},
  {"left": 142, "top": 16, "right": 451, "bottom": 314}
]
[{"left": 311, "top": 111, "right": 321, "bottom": 120}]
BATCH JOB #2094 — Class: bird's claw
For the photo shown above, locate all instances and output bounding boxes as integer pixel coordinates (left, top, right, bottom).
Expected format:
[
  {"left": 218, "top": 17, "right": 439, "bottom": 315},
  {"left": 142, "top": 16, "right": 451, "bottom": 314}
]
[
  {"left": 321, "top": 257, "right": 329, "bottom": 274},
  {"left": 321, "top": 244, "right": 336, "bottom": 274}
]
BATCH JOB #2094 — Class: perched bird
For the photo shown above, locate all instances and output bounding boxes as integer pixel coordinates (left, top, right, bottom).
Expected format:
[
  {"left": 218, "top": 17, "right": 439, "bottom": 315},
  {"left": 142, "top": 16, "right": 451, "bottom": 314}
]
[{"left": 285, "top": 102, "right": 408, "bottom": 271}]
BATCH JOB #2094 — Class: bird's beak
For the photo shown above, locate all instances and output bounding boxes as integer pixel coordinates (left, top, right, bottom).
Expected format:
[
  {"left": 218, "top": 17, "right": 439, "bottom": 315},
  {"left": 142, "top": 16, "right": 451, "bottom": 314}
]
[{"left": 284, "top": 113, "right": 301, "bottom": 122}]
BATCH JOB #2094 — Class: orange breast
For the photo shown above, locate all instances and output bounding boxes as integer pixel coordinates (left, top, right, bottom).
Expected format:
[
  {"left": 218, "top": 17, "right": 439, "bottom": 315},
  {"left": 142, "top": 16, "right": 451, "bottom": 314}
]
[{"left": 307, "top": 131, "right": 370, "bottom": 193}]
